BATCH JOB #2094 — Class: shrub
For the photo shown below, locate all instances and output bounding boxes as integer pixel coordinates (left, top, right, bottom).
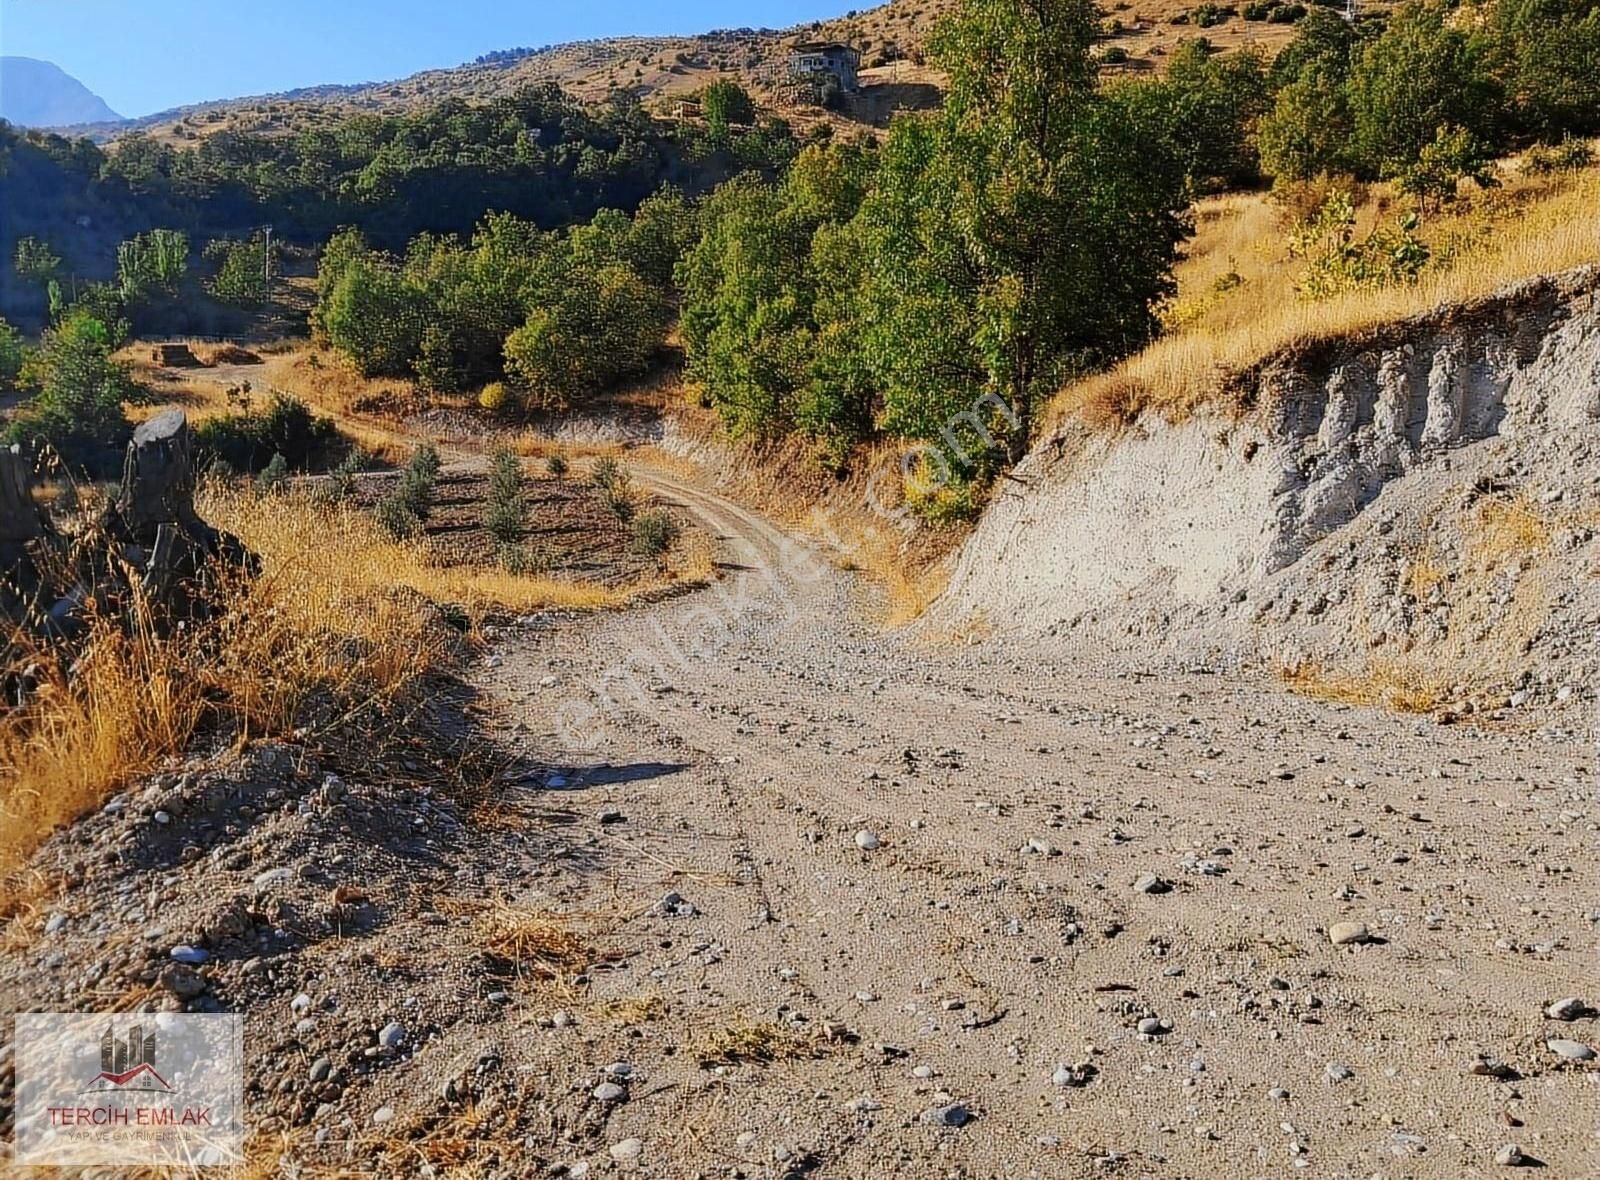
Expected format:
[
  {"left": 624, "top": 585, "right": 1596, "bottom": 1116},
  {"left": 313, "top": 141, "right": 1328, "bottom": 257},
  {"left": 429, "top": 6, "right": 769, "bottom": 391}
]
[
  {"left": 1289, "top": 190, "right": 1430, "bottom": 298},
  {"left": 374, "top": 494, "right": 421, "bottom": 539},
  {"left": 589, "top": 455, "right": 623, "bottom": 492},
  {"left": 630, "top": 509, "right": 681, "bottom": 562},
  {"left": 6, "top": 311, "right": 133, "bottom": 471},
  {"left": 255, "top": 452, "right": 290, "bottom": 493},
  {"left": 1267, "top": 3, "right": 1306, "bottom": 21},
  {"left": 483, "top": 447, "right": 525, "bottom": 543},
  {"left": 498, "top": 542, "right": 553, "bottom": 575},
  {"left": 1522, "top": 136, "right": 1595, "bottom": 175},
  {"left": 194, "top": 394, "right": 340, "bottom": 473},
  {"left": 546, "top": 452, "right": 569, "bottom": 478},
  {"left": 478, "top": 381, "right": 511, "bottom": 413},
  {"left": 320, "top": 258, "right": 427, "bottom": 377},
  {"left": 320, "top": 448, "right": 366, "bottom": 502}
]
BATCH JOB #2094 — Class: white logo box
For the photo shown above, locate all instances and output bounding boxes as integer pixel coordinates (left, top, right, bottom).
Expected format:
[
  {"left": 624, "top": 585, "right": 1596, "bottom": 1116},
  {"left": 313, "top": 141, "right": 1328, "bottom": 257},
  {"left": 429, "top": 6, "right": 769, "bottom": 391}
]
[{"left": 13, "top": 1012, "right": 244, "bottom": 1167}]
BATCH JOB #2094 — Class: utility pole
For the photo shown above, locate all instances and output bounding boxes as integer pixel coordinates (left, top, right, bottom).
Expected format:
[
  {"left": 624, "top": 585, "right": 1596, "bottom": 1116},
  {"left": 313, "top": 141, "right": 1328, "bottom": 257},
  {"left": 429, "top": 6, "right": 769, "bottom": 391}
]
[{"left": 262, "top": 224, "right": 272, "bottom": 301}]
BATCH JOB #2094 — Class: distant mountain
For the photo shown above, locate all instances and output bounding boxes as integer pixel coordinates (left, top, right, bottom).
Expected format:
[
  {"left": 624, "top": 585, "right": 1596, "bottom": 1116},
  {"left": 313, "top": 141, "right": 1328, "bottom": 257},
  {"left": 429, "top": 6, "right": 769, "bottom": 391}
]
[{"left": 0, "top": 57, "right": 123, "bottom": 128}]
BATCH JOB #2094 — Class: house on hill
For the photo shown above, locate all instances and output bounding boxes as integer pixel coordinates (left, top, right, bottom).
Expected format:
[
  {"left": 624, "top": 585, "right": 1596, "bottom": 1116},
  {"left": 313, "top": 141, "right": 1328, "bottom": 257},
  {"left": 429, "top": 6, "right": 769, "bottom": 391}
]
[{"left": 787, "top": 41, "right": 860, "bottom": 93}]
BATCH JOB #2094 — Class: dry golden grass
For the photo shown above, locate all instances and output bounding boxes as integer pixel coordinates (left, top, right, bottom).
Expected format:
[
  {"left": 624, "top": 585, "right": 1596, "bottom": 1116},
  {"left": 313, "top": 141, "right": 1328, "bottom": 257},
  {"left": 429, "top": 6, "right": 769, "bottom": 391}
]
[
  {"left": 690, "top": 1019, "right": 830, "bottom": 1068},
  {"left": 591, "top": 992, "right": 669, "bottom": 1026},
  {"left": 471, "top": 900, "right": 592, "bottom": 984},
  {"left": 1053, "top": 159, "right": 1600, "bottom": 430},
  {"left": 0, "top": 598, "right": 212, "bottom": 894},
  {"left": 0, "top": 479, "right": 691, "bottom": 901},
  {"left": 202, "top": 485, "right": 640, "bottom": 615},
  {"left": 1278, "top": 659, "right": 1449, "bottom": 715}
]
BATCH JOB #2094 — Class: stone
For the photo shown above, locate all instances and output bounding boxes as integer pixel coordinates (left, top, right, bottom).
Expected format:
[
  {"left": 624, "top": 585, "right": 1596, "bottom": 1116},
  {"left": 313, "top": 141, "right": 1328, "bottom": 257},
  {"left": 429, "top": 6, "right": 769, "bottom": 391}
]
[
  {"left": 158, "top": 964, "right": 205, "bottom": 999},
  {"left": 378, "top": 1021, "right": 406, "bottom": 1050},
  {"left": 608, "top": 1138, "right": 644, "bottom": 1162},
  {"left": 854, "top": 830, "right": 881, "bottom": 851},
  {"left": 1495, "top": 1144, "right": 1525, "bottom": 1167},
  {"left": 1328, "top": 921, "right": 1370, "bottom": 946},
  {"left": 169, "top": 945, "right": 208, "bottom": 965},
  {"left": 290, "top": 992, "right": 312, "bottom": 1016},
  {"left": 1269, "top": 1088, "right": 1290, "bottom": 1101},
  {"left": 252, "top": 867, "right": 293, "bottom": 890},
  {"left": 1546, "top": 1038, "right": 1596, "bottom": 1061},
  {"left": 1133, "top": 873, "right": 1171, "bottom": 895},
  {"left": 592, "top": 1082, "right": 625, "bottom": 1103},
  {"left": 920, "top": 1102, "right": 971, "bottom": 1128},
  {"left": 1137, "top": 1017, "right": 1170, "bottom": 1037},
  {"left": 1545, "top": 997, "right": 1586, "bottom": 1021},
  {"left": 1325, "top": 1062, "right": 1355, "bottom": 1082},
  {"left": 372, "top": 1106, "right": 395, "bottom": 1125},
  {"left": 309, "top": 1057, "right": 333, "bottom": 1083}
]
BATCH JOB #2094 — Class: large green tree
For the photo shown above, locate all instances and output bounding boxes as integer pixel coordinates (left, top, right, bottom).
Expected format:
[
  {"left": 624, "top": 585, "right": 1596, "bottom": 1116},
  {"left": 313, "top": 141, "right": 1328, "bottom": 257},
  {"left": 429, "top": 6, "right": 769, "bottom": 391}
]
[{"left": 860, "top": 0, "right": 1189, "bottom": 465}]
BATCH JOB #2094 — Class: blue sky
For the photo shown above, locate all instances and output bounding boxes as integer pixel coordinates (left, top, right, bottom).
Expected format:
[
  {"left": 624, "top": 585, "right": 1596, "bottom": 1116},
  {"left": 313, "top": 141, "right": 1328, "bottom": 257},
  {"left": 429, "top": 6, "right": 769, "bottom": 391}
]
[{"left": 0, "top": 0, "right": 851, "bottom": 118}]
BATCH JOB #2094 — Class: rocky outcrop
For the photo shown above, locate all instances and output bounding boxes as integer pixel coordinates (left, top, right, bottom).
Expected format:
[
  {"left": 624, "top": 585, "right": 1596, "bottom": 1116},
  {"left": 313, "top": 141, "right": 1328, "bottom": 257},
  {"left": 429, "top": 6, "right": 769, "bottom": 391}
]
[{"left": 938, "top": 268, "right": 1600, "bottom": 706}]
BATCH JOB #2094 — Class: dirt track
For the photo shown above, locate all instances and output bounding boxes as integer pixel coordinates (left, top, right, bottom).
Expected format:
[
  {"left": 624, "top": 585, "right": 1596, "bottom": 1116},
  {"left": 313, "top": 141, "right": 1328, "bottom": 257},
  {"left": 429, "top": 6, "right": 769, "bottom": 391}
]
[{"left": 472, "top": 466, "right": 1600, "bottom": 1177}]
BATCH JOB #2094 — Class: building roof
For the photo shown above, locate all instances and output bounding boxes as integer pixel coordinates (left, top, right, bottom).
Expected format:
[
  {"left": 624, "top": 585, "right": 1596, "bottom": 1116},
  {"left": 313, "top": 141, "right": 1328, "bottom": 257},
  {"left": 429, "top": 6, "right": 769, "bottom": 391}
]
[{"left": 790, "top": 41, "right": 858, "bottom": 56}]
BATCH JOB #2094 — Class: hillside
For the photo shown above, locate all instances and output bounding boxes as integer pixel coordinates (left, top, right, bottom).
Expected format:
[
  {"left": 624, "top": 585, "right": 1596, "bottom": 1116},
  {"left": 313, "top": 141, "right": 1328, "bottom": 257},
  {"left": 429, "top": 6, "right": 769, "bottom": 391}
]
[
  {"left": 72, "top": 0, "right": 1368, "bottom": 144},
  {"left": 0, "top": 57, "right": 122, "bottom": 127}
]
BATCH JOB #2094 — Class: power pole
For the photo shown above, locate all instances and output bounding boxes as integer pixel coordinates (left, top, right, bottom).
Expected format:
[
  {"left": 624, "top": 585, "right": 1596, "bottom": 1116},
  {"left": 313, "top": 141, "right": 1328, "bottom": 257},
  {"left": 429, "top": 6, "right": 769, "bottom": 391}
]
[{"left": 262, "top": 224, "right": 272, "bottom": 301}]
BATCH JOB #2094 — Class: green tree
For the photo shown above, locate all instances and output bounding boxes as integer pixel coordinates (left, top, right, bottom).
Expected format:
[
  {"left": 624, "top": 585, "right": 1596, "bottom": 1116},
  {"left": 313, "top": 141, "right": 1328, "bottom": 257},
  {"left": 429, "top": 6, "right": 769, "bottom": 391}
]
[
  {"left": 1346, "top": 1, "right": 1503, "bottom": 177},
  {"left": 320, "top": 256, "right": 427, "bottom": 376},
  {"left": 204, "top": 234, "right": 273, "bottom": 306},
  {"left": 1481, "top": 0, "right": 1600, "bottom": 138},
  {"left": 860, "top": 0, "right": 1189, "bottom": 465},
  {"left": 117, "top": 229, "right": 189, "bottom": 302},
  {"left": 7, "top": 311, "right": 133, "bottom": 466},
  {"left": 1257, "top": 61, "right": 1354, "bottom": 180},
  {"left": 1395, "top": 124, "right": 1497, "bottom": 210},
  {"left": 0, "top": 319, "right": 27, "bottom": 394},
  {"left": 14, "top": 236, "right": 60, "bottom": 286},
  {"left": 701, "top": 80, "right": 758, "bottom": 135},
  {"left": 1153, "top": 41, "right": 1271, "bottom": 191}
]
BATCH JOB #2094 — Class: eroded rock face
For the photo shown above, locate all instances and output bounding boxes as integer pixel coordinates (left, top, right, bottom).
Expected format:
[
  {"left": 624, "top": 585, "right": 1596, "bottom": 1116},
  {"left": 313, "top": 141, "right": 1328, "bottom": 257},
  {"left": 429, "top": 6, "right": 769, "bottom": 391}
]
[{"left": 937, "top": 267, "right": 1600, "bottom": 701}]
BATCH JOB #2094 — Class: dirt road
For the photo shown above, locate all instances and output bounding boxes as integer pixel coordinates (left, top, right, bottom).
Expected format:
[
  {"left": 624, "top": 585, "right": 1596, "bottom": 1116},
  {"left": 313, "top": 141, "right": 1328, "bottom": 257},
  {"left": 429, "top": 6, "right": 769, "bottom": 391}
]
[{"left": 474, "top": 467, "right": 1600, "bottom": 1177}]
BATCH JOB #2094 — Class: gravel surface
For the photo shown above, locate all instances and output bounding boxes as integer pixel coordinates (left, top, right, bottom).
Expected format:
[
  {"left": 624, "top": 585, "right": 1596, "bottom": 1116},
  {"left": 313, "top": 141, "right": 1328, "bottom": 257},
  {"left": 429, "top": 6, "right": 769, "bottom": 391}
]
[{"left": 3, "top": 468, "right": 1596, "bottom": 1177}]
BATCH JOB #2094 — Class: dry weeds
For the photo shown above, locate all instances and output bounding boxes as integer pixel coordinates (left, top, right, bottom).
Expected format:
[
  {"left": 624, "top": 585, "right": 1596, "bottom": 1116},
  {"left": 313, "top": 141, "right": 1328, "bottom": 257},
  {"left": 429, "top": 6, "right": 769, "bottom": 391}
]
[
  {"left": 690, "top": 1019, "right": 830, "bottom": 1068},
  {"left": 1278, "top": 659, "right": 1449, "bottom": 715},
  {"left": 1053, "top": 159, "right": 1600, "bottom": 431}
]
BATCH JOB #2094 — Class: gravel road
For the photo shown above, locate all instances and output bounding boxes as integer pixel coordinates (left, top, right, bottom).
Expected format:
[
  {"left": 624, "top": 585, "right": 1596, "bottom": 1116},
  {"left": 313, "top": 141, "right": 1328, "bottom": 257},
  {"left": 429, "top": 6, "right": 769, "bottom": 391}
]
[{"left": 474, "top": 466, "right": 1600, "bottom": 1177}]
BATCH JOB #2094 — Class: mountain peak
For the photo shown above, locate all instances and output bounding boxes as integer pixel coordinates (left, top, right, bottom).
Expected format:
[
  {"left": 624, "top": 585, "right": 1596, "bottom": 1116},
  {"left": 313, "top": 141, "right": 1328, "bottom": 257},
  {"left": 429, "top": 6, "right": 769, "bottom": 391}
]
[{"left": 1, "top": 56, "right": 123, "bottom": 128}]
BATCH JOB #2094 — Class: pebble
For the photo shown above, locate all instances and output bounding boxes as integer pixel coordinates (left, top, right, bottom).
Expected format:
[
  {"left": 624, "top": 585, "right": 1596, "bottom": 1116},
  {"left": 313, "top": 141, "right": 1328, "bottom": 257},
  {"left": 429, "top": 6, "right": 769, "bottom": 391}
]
[
  {"left": 158, "top": 964, "right": 205, "bottom": 999},
  {"left": 290, "top": 992, "right": 312, "bottom": 1016},
  {"left": 920, "top": 1102, "right": 971, "bottom": 1128},
  {"left": 1325, "top": 1062, "right": 1355, "bottom": 1082},
  {"left": 1137, "top": 1017, "right": 1170, "bottom": 1037},
  {"left": 308, "top": 1056, "right": 333, "bottom": 1083},
  {"left": 252, "top": 867, "right": 293, "bottom": 890},
  {"left": 378, "top": 1021, "right": 406, "bottom": 1050},
  {"left": 1133, "top": 873, "right": 1171, "bottom": 895},
  {"left": 1545, "top": 997, "right": 1586, "bottom": 1021},
  {"left": 44, "top": 914, "right": 66, "bottom": 935},
  {"left": 372, "top": 1106, "right": 395, "bottom": 1125},
  {"left": 608, "top": 1138, "right": 643, "bottom": 1162},
  {"left": 1494, "top": 1143, "right": 1525, "bottom": 1167},
  {"left": 169, "top": 945, "right": 208, "bottom": 965},
  {"left": 1328, "top": 921, "right": 1370, "bottom": 946},
  {"left": 153, "top": 810, "right": 171, "bottom": 825},
  {"left": 1546, "top": 1038, "right": 1596, "bottom": 1061},
  {"left": 736, "top": 1131, "right": 758, "bottom": 1149},
  {"left": 1269, "top": 1088, "right": 1290, "bottom": 1101},
  {"left": 592, "top": 1081, "right": 625, "bottom": 1103},
  {"left": 854, "top": 830, "right": 881, "bottom": 851}
]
